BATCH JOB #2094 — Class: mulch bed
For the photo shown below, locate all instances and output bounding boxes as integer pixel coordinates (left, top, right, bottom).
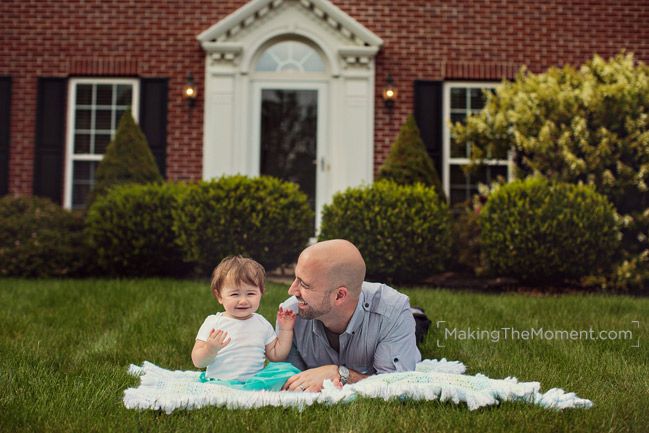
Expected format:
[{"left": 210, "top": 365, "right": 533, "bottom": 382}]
[
  {"left": 423, "top": 272, "right": 648, "bottom": 297},
  {"left": 267, "top": 268, "right": 647, "bottom": 297}
]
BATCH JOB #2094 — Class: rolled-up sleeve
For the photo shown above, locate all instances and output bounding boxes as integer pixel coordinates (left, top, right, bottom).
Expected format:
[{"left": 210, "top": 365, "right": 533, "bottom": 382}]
[{"left": 373, "top": 305, "right": 421, "bottom": 373}]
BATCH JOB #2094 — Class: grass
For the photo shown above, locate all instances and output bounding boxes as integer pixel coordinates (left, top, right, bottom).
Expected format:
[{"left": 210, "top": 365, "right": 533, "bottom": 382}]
[{"left": 0, "top": 278, "right": 647, "bottom": 433}]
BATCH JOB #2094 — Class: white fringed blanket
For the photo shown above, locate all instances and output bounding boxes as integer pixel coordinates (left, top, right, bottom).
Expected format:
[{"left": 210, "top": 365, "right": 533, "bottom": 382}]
[{"left": 123, "top": 359, "right": 592, "bottom": 413}]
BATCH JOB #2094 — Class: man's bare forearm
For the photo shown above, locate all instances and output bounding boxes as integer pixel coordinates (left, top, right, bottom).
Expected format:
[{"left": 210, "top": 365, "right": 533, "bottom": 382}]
[{"left": 346, "top": 368, "right": 370, "bottom": 384}]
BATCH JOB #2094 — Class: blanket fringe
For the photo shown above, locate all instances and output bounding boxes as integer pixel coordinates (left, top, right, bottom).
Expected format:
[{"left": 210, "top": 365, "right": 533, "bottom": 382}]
[{"left": 123, "top": 360, "right": 592, "bottom": 413}]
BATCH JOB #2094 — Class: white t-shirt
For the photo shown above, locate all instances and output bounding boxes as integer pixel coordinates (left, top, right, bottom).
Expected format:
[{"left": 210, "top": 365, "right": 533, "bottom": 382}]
[{"left": 196, "top": 312, "right": 277, "bottom": 381}]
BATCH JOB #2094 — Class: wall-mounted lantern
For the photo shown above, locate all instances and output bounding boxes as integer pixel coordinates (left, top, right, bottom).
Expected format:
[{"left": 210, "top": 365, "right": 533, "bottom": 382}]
[
  {"left": 183, "top": 73, "right": 197, "bottom": 117},
  {"left": 382, "top": 73, "right": 397, "bottom": 121}
]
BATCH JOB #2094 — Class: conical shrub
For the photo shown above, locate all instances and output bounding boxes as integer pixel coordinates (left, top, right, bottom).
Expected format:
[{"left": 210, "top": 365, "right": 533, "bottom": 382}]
[
  {"left": 87, "top": 108, "right": 163, "bottom": 207},
  {"left": 377, "top": 113, "right": 445, "bottom": 201}
]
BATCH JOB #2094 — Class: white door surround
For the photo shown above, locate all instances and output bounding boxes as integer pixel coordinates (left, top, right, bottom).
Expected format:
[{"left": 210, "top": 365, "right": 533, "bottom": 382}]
[{"left": 197, "top": 0, "right": 382, "bottom": 230}]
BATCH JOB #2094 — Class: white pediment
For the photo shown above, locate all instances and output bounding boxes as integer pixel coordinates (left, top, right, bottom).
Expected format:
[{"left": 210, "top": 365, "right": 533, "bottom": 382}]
[
  {"left": 197, "top": 0, "right": 382, "bottom": 73},
  {"left": 198, "top": 0, "right": 382, "bottom": 47}
]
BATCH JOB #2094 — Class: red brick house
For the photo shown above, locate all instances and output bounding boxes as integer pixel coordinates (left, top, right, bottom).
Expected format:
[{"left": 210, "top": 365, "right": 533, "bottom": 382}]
[{"left": 2, "top": 0, "right": 648, "bottom": 226}]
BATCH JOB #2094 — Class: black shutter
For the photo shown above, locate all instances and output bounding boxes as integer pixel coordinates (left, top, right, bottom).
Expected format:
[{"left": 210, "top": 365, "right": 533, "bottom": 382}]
[
  {"left": 0, "top": 77, "right": 11, "bottom": 196},
  {"left": 413, "top": 80, "right": 443, "bottom": 180},
  {"left": 140, "top": 78, "right": 168, "bottom": 177},
  {"left": 34, "top": 77, "right": 66, "bottom": 204}
]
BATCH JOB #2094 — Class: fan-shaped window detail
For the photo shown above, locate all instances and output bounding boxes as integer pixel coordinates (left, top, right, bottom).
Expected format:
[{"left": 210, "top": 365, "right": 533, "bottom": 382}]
[{"left": 256, "top": 40, "right": 325, "bottom": 73}]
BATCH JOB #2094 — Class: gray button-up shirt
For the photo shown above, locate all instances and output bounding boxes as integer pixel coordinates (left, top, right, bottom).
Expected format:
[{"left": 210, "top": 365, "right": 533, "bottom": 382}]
[{"left": 278, "top": 281, "right": 421, "bottom": 375}]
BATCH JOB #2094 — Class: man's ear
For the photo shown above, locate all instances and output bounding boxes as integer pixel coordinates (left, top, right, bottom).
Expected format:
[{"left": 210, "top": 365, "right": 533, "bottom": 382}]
[{"left": 334, "top": 287, "right": 348, "bottom": 305}]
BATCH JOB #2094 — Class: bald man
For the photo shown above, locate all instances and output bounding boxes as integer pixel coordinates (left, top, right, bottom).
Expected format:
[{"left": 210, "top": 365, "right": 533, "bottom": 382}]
[{"left": 279, "top": 239, "right": 421, "bottom": 392}]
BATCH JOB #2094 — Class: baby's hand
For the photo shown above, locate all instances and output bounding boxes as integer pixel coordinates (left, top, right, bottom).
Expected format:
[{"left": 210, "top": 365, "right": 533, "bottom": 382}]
[
  {"left": 206, "top": 328, "right": 231, "bottom": 355},
  {"left": 277, "top": 307, "right": 297, "bottom": 330}
]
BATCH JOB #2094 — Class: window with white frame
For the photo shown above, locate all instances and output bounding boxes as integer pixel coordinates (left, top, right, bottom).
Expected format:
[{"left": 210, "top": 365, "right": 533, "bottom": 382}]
[
  {"left": 443, "top": 82, "right": 510, "bottom": 205},
  {"left": 64, "top": 78, "right": 139, "bottom": 209}
]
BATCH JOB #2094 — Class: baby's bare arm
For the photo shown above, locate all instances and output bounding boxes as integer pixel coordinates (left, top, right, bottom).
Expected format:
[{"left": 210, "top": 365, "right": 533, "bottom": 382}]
[
  {"left": 266, "top": 307, "right": 296, "bottom": 362},
  {"left": 191, "top": 329, "right": 231, "bottom": 368}
]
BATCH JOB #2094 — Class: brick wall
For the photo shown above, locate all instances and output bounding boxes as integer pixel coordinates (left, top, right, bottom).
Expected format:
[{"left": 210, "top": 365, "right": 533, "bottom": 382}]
[
  {"left": 350, "top": 0, "right": 649, "bottom": 169},
  {"left": 2, "top": 0, "right": 648, "bottom": 195}
]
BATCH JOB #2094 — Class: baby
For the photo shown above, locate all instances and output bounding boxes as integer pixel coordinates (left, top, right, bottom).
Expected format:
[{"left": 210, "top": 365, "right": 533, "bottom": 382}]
[{"left": 191, "top": 255, "right": 299, "bottom": 390}]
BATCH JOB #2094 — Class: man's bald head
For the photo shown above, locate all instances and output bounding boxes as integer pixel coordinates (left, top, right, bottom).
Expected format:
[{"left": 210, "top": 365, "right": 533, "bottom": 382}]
[{"left": 300, "top": 239, "right": 366, "bottom": 297}]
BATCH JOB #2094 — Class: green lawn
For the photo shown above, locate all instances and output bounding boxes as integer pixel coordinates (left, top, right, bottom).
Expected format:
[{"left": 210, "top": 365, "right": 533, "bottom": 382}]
[{"left": 1, "top": 278, "right": 647, "bottom": 432}]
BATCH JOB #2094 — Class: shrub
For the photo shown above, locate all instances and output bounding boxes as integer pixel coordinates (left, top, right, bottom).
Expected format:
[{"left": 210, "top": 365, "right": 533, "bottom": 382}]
[
  {"left": 376, "top": 113, "right": 445, "bottom": 201},
  {"left": 86, "top": 108, "right": 163, "bottom": 208},
  {"left": 85, "top": 182, "right": 191, "bottom": 277},
  {"left": 318, "top": 180, "right": 451, "bottom": 284},
  {"left": 0, "top": 195, "right": 88, "bottom": 277},
  {"left": 452, "top": 52, "right": 649, "bottom": 287},
  {"left": 478, "top": 177, "right": 619, "bottom": 283},
  {"left": 449, "top": 199, "right": 484, "bottom": 274},
  {"left": 172, "top": 175, "right": 313, "bottom": 276}
]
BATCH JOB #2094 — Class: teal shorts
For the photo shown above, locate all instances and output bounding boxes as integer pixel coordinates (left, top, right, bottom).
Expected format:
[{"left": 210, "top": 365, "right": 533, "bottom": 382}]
[{"left": 199, "top": 362, "right": 301, "bottom": 391}]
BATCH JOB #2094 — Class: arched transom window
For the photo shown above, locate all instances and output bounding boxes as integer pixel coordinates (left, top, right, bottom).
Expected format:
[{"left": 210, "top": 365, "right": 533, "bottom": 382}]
[{"left": 256, "top": 40, "right": 325, "bottom": 73}]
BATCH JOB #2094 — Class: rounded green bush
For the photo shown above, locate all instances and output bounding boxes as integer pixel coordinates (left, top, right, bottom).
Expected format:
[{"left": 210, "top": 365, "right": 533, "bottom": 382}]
[
  {"left": 172, "top": 175, "right": 313, "bottom": 276},
  {"left": 478, "top": 177, "right": 619, "bottom": 283},
  {"left": 0, "top": 195, "right": 87, "bottom": 277},
  {"left": 318, "top": 180, "right": 452, "bottom": 284},
  {"left": 85, "top": 182, "right": 191, "bottom": 277}
]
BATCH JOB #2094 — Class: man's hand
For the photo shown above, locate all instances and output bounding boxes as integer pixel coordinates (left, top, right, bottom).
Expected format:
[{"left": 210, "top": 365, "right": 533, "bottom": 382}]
[
  {"left": 277, "top": 307, "right": 296, "bottom": 331},
  {"left": 205, "top": 328, "right": 231, "bottom": 356},
  {"left": 282, "top": 365, "right": 338, "bottom": 392}
]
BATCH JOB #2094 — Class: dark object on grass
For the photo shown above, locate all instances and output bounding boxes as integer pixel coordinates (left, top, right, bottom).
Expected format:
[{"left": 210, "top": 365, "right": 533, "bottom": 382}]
[{"left": 411, "top": 306, "right": 432, "bottom": 344}]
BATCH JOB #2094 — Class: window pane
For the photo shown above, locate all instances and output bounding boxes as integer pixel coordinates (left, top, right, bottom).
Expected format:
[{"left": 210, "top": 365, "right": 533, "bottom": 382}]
[
  {"left": 94, "top": 134, "right": 111, "bottom": 154},
  {"left": 114, "top": 110, "right": 126, "bottom": 127},
  {"left": 450, "top": 164, "right": 468, "bottom": 184},
  {"left": 303, "top": 54, "right": 325, "bottom": 72},
  {"left": 450, "top": 112, "right": 469, "bottom": 158},
  {"left": 490, "top": 165, "right": 508, "bottom": 179},
  {"left": 72, "top": 184, "right": 91, "bottom": 209},
  {"left": 96, "top": 85, "right": 113, "bottom": 105},
  {"left": 76, "top": 84, "right": 92, "bottom": 105},
  {"left": 256, "top": 53, "right": 277, "bottom": 71},
  {"left": 72, "top": 161, "right": 98, "bottom": 209},
  {"left": 95, "top": 109, "right": 112, "bottom": 130},
  {"left": 474, "top": 165, "right": 488, "bottom": 184},
  {"left": 256, "top": 40, "right": 324, "bottom": 72},
  {"left": 450, "top": 138, "right": 468, "bottom": 158},
  {"left": 75, "top": 109, "right": 92, "bottom": 130},
  {"left": 450, "top": 88, "right": 466, "bottom": 109},
  {"left": 450, "top": 188, "right": 469, "bottom": 206},
  {"left": 449, "top": 165, "right": 477, "bottom": 205},
  {"left": 116, "top": 85, "right": 132, "bottom": 106},
  {"left": 470, "top": 88, "right": 486, "bottom": 110},
  {"left": 74, "top": 134, "right": 91, "bottom": 154},
  {"left": 73, "top": 160, "right": 92, "bottom": 179}
]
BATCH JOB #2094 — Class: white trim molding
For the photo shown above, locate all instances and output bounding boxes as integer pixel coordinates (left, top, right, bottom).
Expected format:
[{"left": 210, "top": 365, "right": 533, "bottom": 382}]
[{"left": 63, "top": 77, "right": 139, "bottom": 209}]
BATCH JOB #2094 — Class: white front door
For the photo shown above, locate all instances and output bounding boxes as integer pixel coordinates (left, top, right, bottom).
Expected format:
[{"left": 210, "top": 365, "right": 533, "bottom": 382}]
[{"left": 251, "top": 80, "right": 328, "bottom": 233}]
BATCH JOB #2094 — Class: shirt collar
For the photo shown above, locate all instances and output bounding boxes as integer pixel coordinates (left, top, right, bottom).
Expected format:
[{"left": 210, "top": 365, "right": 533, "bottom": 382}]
[{"left": 343, "top": 290, "right": 366, "bottom": 335}]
